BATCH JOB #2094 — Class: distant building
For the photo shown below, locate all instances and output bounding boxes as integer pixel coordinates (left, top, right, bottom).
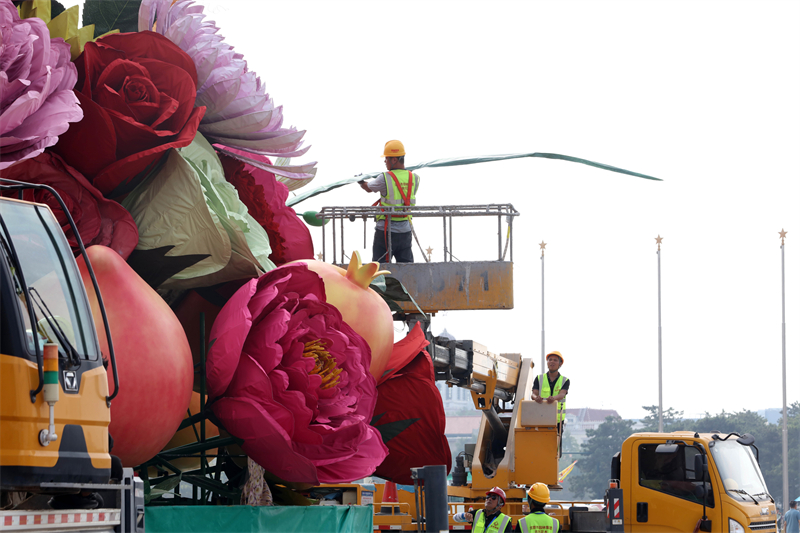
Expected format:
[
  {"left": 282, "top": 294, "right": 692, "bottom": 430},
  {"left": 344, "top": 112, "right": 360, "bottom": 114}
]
[
  {"left": 436, "top": 381, "right": 475, "bottom": 413},
  {"left": 757, "top": 408, "right": 782, "bottom": 424},
  {"left": 445, "top": 416, "right": 482, "bottom": 437},
  {"left": 564, "top": 408, "right": 621, "bottom": 446}
]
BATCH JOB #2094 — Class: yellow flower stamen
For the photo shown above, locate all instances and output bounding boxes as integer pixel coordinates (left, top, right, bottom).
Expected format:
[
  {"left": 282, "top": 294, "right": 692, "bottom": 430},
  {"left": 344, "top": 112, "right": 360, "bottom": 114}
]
[{"left": 303, "top": 340, "right": 342, "bottom": 390}]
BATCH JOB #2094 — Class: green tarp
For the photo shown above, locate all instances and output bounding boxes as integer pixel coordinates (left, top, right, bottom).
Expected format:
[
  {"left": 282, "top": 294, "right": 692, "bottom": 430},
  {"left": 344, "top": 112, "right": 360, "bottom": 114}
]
[{"left": 145, "top": 505, "right": 373, "bottom": 533}]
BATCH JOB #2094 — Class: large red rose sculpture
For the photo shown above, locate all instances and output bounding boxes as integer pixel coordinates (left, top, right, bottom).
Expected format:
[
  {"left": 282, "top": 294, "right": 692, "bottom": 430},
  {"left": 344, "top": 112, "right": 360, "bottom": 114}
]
[
  {"left": 2, "top": 152, "right": 138, "bottom": 259},
  {"left": 207, "top": 263, "right": 388, "bottom": 484},
  {"left": 53, "top": 31, "right": 205, "bottom": 198}
]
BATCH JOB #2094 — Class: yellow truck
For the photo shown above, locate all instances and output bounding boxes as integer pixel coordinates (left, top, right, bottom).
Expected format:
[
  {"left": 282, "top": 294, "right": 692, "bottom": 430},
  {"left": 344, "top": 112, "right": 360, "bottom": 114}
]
[
  {"left": 324, "top": 340, "right": 777, "bottom": 532},
  {"left": 441, "top": 344, "right": 778, "bottom": 531},
  {"left": 0, "top": 186, "right": 143, "bottom": 532}
]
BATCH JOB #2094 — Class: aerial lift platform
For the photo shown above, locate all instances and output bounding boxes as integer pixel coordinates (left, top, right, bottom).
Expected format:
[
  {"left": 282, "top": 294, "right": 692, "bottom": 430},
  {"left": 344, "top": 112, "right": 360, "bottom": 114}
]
[{"left": 315, "top": 204, "right": 518, "bottom": 315}]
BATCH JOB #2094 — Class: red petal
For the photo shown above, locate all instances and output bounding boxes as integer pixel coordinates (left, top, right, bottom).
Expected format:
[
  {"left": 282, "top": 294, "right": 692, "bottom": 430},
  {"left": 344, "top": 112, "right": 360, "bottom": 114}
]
[
  {"left": 99, "top": 31, "right": 198, "bottom": 88},
  {"left": 95, "top": 58, "right": 150, "bottom": 91},
  {"left": 92, "top": 106, "right": 205, "bottom": 198},
  {"left": 136, "top": 58, "right": 196, "bottom": 131},
  {"left": 52, "top": 91, "right": 118, "bottom": 180}
]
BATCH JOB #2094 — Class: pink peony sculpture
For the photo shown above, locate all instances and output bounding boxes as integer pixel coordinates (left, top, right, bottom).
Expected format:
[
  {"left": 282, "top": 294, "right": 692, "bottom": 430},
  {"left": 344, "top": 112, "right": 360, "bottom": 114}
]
[
  {"left": 0, "top": 0, "right": 82, "bottom": 169},
  {"left": 138, "top": 0, "right": 311, "bottom": 160},
  {"left": 207, "top": 263, "right": 388, "bottom": 484}
]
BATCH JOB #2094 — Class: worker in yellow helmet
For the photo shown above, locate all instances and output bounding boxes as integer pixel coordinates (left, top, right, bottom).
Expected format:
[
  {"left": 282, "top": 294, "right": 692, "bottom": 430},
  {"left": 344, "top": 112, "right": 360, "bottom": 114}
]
[
  {"left": 515, "top": 484, "right": 559, "bottom": 532},
  {"left": 532, "top": 351, "right": 569, "bottom": 457},
  {"left": 453, "top": 486, "right": 512, "bottom": 532},
  {"left": 359, "top": 140, "right": 420, "bottom": 263}
]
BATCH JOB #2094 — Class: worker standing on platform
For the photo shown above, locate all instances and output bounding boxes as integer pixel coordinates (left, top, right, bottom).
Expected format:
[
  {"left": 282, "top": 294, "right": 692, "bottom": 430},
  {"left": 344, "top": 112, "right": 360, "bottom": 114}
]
[
  {"left": 359, "top": 140, "right": 420, "bottom": 263},
  {"left": 453, "top": 486, "right": 512, "bottom": 533},
  {"left": 516, "top": 483, "right": 559, "bottom": 532},
  {"left": 532, "top": 351, "right": 569, "bottom": 457}
]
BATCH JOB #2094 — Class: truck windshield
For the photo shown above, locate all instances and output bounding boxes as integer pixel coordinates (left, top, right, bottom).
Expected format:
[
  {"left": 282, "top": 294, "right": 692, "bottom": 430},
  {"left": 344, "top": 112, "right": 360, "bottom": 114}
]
[
  {"left": 710, "top": 439, "right": 769, "bottom": 502},
  {"left": 0, "top": 199, "right": 99, "bottom": 361}
]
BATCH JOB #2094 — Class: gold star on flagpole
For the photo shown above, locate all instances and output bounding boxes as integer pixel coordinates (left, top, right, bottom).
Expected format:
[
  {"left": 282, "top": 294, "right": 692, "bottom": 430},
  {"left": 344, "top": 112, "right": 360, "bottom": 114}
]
[
  {"left": 655, "top": 235, "right": 663, "bottom": 250},
  {"left": 779, "top": 229, "right": 787, "bottom": 245},
  {"left": 539, "top": 241, "right": 546, "bottom": 257},
  {"left": 425, "top": 247, "right": 433, "bottom": 261},
  {"left": 316, "top": 253, "right": 324, "bottom": 261}
]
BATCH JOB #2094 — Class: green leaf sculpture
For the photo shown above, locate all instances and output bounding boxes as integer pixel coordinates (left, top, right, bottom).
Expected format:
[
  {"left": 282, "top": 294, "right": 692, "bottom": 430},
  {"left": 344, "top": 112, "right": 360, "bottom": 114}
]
[{"left": 82, "top": 0, "right": 142, "bottom": 35}]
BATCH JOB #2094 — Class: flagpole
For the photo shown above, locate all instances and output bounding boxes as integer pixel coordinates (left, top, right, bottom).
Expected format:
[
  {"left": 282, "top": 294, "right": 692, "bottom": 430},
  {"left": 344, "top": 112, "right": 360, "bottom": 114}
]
[
  {"left": 780, "top": 229, "right": 788, "bottom": 519},
  {"left": 540, "top": 241, "right": 547, "bottom": 373},
  {"left": 656, "top": 235, "right": 663, "bottom": 433}
]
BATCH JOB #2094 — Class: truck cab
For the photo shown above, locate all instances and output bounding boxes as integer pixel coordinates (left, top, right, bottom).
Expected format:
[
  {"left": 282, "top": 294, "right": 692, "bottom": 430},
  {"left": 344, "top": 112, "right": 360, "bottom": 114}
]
[
  {"left": 0, "top": 196, "right": 112, "bottom": 490},
  {"left": 618, "top": 432, "right": 777, "bottom": 533}
]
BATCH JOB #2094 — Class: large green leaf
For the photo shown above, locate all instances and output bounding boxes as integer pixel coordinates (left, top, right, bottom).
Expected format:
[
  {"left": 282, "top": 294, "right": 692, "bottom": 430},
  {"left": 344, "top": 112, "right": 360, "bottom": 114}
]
[
  {"left": 370, "top": 276, "right": 426, "bottom": 317},
  {"left": 82, "top": 0, "right": 141, "bottom": 35},
  {"left": 51, "top": 0, "right": 65, "bottom": 18},
  {"left": 371, "top": 416, "right": 420, "bottom": 444},
  {"left": 288, "top": 151, "right": 661, "bottom": 207},
  {"left": 126, "top": 246, "right": 210, "bottom": 289},
  {"left": 146, "top": 474, "right": 182, "bottom": 502}
]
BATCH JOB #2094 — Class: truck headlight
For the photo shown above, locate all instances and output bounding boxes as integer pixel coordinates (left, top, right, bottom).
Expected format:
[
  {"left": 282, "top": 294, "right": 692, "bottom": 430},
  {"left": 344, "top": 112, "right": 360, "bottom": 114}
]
[{"left": 728, "top": 518, "right": 745, "bottom": 533}]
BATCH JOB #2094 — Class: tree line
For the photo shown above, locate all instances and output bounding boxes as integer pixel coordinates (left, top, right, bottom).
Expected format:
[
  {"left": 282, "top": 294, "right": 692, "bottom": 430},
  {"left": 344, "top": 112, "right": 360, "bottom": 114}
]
[{"left": 565, "top": 403, "right": 800, "bottom": 507}]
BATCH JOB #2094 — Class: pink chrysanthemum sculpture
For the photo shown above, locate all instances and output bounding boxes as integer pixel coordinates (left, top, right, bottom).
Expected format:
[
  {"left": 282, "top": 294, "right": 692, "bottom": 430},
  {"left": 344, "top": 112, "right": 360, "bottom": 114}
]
[
  {"left": 138, "top": 0, "right": 314, "bottom": 176},
  {"left": 0, "top": 0, "right": 82, "bottom": 169}
]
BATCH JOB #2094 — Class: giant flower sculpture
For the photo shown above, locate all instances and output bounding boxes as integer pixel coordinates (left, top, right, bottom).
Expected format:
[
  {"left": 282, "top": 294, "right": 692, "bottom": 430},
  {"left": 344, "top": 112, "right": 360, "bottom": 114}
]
[
  {"left": 138, "top": 0, "right": 316, "bottom": 185},
  {"left": 52, "top": 31, "right": 205, "bottom": 198},
  {"left": 0, "top": 0, "right": 82, "bottom": 169},
  {"left": 2, "top": 152, "right": 138, "bottom": 259},
  {"left": 206, "top": 263, "right": 388, "bottom": 484},
  {"left": 218, "top": 148, "right": 314, "bottom": 265}
]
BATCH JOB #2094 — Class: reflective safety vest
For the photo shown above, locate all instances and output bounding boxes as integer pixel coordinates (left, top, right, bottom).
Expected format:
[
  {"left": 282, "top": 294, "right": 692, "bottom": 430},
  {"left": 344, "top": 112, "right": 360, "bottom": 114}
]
[
  {"left": 539, "top": 373, "right": 567, "bottom": 423},
  {"left": 376, "top": 170, "right": 417, "bottom": 222},
  {"left": 519, "top": 511, "right": 560, "bottom": 533},
  {"left": 473, "top": 509, "right": 512, "bottom": 533}
]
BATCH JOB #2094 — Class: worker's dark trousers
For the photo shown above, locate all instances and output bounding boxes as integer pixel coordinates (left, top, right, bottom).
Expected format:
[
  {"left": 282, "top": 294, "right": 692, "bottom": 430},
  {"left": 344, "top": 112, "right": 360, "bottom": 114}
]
[{"left": 372, "top": 230, "right": 413, "bottom": 263}]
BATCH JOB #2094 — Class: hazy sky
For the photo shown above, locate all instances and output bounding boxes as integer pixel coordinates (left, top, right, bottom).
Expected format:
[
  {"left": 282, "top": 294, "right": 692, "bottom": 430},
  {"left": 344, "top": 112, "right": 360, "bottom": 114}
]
[{"left": 67, "top": 0, "right": 799, "bottom": 420}]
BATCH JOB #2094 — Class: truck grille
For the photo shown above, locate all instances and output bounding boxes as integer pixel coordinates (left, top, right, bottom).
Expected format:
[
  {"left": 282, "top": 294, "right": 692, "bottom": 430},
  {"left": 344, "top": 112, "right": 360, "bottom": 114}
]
[{"left": 749, "top": 520, "right": 777, "bottom": 531}]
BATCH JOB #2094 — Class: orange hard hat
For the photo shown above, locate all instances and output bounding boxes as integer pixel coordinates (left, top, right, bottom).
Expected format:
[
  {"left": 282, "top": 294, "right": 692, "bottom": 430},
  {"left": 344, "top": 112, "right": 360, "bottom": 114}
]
[
  {"left": 383, "top": 140, "right": 405, "bottom": 157},
  {"left": 546, "top": 351, "right": 564, "bottom": 364},
  {"left": 485, "top": 486, "right": 506, "bottom": 504}
]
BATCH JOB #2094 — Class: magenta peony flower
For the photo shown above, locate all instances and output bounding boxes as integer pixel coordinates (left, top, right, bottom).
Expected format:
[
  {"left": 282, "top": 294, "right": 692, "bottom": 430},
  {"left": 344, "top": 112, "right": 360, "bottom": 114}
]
[
  {"left": 207, "top": 263, "right": 388, "bottom": 484},
  {"left": 138, "top": 0, "right": 312, "bottom": 163},
  {"left": 0, "top": 0, "right": 82, "bottom": 169}
]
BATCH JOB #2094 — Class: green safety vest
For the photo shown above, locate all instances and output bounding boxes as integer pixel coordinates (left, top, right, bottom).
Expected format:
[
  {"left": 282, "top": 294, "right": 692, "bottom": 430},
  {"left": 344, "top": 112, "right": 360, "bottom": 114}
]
[
  {"left": 539, "top": 373, "right": 567, "bottom": 423},
  {"left": 473, "top": 509, "right": 512, "bottom": 533},
  {"left": 376, "top": 170, "right": 417, "bottom": 222},
  {"left": 519, "top": 511, "right": 560, "bottom": 533}
]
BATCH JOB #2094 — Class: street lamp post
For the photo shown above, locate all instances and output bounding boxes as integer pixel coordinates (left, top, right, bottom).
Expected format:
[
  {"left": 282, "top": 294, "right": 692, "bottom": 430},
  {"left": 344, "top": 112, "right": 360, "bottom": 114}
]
[
  {"left": 656, "top": 235, "right": 664, "bottom": 433},
  {"left": 779, "top": 229, "right": 788, "bottom": 520}
]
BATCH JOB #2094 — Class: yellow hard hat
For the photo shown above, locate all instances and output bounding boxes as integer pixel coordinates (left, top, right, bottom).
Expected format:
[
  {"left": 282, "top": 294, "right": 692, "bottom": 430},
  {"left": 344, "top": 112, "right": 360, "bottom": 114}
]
[
  {"left": 383, "top": 140, "right": 405, "bottom": 158},
  {"left": 546, "top": 351, "right": 564, "bottom": 364},
  {"left": 527, "top": 483, "right": 550, "bottom": 504}
]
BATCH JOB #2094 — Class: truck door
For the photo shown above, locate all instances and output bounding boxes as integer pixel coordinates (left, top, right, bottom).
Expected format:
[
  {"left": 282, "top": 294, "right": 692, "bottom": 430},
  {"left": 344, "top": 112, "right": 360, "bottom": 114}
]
[{"left": 629, "top": 441, "right": 721, "bottom": 532}]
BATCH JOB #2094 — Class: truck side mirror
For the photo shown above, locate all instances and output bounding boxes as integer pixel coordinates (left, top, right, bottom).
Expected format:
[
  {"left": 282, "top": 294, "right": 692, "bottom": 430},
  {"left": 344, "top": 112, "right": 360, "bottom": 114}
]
[
  {"left": 693, "top": 484, "right": 707, "bottom": 499},
  {"left": 694, "top": 454, "right": 706, "bottom": 480}
]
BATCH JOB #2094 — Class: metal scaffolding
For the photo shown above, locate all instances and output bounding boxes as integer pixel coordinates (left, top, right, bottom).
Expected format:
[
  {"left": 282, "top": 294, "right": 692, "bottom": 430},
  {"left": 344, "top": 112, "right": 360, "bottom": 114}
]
[{"left": 315, "top": 204, "right": 520, "bottom": 264}]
